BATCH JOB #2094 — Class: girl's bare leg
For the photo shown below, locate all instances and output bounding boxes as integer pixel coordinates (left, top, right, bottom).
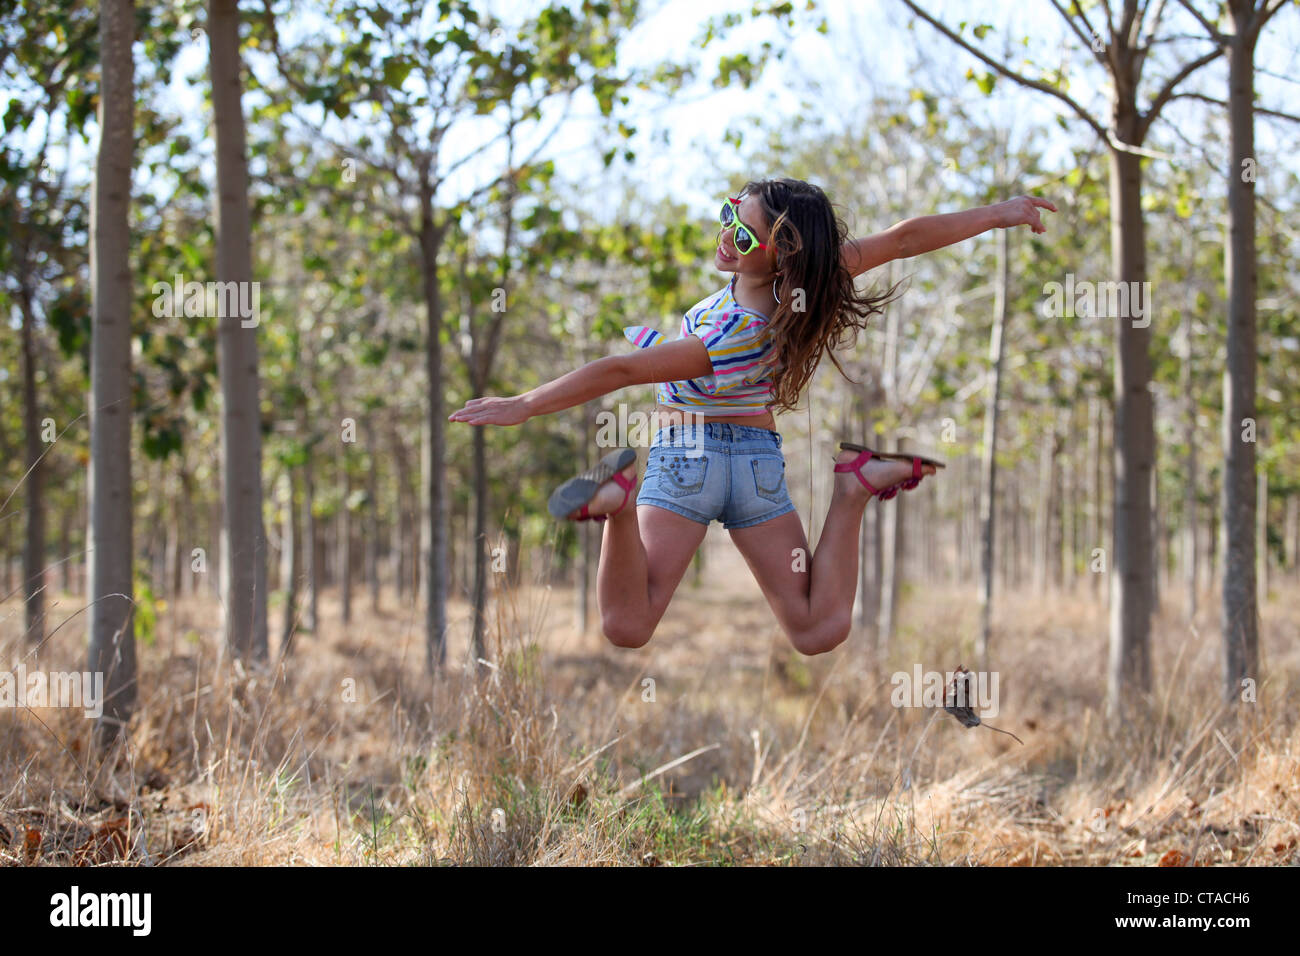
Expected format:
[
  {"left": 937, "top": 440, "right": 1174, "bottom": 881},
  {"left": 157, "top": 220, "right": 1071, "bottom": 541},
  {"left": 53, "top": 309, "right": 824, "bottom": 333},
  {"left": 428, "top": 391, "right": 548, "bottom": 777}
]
[
  {"left": 570, "top": 463, "right": 708, "bottom": 647},
  {"left": 727, "top": 449, "right": 937, "bottom": 655}
]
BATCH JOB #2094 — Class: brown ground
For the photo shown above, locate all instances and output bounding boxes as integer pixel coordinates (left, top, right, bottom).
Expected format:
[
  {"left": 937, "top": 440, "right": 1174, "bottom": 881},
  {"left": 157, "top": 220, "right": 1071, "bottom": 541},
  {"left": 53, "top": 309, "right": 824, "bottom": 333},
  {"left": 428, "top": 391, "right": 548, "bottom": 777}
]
[{"left": 3, "top": 529, "right": 1297, "bottom": 866}]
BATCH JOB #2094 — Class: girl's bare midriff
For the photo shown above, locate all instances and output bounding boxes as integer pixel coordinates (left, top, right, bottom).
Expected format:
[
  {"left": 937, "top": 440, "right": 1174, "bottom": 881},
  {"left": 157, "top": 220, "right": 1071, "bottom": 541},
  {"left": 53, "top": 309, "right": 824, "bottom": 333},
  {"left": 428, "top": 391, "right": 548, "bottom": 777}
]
[{"left": 653, "top": 403, "right": 777, "bottom": 432}]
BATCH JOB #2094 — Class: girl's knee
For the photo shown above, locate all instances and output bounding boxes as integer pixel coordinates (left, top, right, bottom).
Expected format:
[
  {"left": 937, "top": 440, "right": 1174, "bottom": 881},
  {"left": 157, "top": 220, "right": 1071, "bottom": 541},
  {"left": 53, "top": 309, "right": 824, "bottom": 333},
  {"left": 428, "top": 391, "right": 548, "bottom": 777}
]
[
  {"left": 601, "top": 616, "right": 653, "bottom": 649},
  {"left": 788, "top": 613, "right": 851, "bottom": 656}
]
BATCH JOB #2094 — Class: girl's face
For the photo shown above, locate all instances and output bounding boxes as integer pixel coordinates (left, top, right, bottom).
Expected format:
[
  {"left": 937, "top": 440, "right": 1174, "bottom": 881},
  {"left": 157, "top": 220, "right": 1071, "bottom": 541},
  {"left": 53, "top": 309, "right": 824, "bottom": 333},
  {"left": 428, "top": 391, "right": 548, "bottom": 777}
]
[{"left": 715, "top": 193, "right": 778, "bottom": 277}]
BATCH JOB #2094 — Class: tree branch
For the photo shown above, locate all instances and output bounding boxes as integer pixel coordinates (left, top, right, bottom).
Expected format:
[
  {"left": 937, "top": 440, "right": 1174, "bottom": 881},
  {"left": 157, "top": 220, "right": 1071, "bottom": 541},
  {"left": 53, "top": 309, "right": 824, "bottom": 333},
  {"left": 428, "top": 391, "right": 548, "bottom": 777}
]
[
  {"left": 1258, "top": 0, "right": 1290, "bottom": 30},
  {"left": 1167, "top": 90, "right": 1300, "bottom": 123},
  {"left": 899, "top": 0, "right": 1107, "bottom": 139},
  {"left": 1121, "top": 0, "right": 1141, "bottom": 48},
  {"left": 1137, "top": 45, "right": 1224, "bottom": 139},
  {"left": 1174, "top": 0, "right": 1226, "bottom": 42},
  {"left": 1047, "top": 0, "right": 1111, "bottom": 69}
]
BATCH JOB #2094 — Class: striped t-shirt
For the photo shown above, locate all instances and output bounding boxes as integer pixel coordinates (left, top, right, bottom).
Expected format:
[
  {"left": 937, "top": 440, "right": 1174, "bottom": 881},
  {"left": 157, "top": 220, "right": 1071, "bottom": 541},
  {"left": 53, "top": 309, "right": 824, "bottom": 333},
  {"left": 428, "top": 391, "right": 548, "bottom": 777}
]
[{"left": 622, "top": 275, "right": 776, "bottom": 415}]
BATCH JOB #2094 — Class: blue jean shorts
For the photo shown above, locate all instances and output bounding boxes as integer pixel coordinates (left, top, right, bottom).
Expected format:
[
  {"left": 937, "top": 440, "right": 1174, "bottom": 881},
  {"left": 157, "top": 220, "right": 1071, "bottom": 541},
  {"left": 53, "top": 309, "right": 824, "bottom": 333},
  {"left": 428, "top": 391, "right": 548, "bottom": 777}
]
[{"left": 636, "top": 423, "right": 796, "bottom": 530}]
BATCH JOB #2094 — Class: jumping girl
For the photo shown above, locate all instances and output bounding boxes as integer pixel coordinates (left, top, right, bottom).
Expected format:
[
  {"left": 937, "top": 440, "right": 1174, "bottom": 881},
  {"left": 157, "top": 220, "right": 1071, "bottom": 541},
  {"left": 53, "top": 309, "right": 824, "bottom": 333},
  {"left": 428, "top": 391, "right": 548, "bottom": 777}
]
[{"left": 449, "top": 178, "right": 1056, "bottom": 655}]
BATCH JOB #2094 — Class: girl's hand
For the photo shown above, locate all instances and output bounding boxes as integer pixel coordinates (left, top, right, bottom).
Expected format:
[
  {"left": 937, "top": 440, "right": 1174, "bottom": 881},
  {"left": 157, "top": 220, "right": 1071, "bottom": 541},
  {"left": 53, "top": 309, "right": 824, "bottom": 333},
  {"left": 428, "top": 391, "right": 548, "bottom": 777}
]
[
  {"left": 994, "top": 195, "right": 1058, "bottom": 234},
  {"left": 448, "top": 395, "right": 531, "bottom": 426}
]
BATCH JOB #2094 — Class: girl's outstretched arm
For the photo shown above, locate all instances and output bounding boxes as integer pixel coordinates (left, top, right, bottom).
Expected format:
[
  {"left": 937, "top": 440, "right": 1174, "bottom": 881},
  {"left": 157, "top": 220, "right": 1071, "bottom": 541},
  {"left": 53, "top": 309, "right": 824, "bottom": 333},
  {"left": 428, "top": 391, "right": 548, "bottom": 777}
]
[
  {"left": 842, "top": 195, "right": 1058, "bottom": 278},
  {"left": 448, "top": 336, "right": 713, "bottom": 426}
]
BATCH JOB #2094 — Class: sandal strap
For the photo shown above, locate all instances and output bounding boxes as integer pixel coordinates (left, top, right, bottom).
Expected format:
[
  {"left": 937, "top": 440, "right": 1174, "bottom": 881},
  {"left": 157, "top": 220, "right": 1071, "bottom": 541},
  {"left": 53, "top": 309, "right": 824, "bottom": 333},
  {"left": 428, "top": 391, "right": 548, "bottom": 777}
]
[
  {"left": 575, "top": 469, "right": 636, "bottom": 522},
  {"left": 832, "top": 449, "right": 882, "bottom": 496},
  {"left": 833, "top": 446, "right": 935, "bottom": 502}
]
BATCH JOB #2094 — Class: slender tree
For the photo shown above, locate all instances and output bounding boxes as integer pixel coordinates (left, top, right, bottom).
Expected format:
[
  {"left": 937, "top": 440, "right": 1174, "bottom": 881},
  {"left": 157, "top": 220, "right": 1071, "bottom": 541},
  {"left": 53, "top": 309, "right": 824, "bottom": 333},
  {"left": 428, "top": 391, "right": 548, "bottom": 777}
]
[
  {"left": 978, "top": 226, "right": 1009, "bottom": 669},
  {"left": 88, "top": 0, "right": 138, "bottom": 747},
  {"left": 1172, "top": 0, "right": 1296, "bottom": 703},
  {"left": 209, "top": 0, "right": 269, "bottom": 659}
]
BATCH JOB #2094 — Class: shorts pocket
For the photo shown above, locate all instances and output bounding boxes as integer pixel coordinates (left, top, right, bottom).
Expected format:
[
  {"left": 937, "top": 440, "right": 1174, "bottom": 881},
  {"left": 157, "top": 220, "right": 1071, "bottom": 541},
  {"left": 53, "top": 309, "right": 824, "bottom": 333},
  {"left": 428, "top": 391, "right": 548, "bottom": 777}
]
[
  {"left": 751, "top": 455, "right": 787, "bottom": 503},
  {"left": 658, "top": 452, "right": 709, "bottom": 497}
]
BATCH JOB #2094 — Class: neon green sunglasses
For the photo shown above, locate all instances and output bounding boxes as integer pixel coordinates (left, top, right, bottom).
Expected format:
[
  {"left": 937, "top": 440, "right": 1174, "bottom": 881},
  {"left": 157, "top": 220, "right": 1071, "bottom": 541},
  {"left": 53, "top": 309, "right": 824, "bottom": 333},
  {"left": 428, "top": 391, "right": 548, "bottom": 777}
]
[{"left": 719, "top": 196, "right": 770, "bottom": 255}]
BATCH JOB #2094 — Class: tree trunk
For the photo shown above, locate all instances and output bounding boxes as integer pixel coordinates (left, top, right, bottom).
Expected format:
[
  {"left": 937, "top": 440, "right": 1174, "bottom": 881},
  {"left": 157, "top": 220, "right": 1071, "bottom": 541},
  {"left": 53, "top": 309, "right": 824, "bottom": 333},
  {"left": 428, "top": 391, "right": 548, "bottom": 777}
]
[
  {"left": 977, "top": 227, "right": 1007, "bottom": 667},
  {"left": 578, "top": 521, "right": 593, "bottom": 635},
  {"left": 61, "top": 505, "right": 74, "bottom": 596},
  {"left": 1221, "top": 11, "right": 1260, "bottom": 704},
  {"left": 366, "top": 441, "right": 380, "bottom": 614},
  {"left": 1061, "top": 423, "right": 1075, "bottom": 590},
  {"left": 1087, "top": 397, "right": 1101, "bottom": 597},
  {"left": 1255, "top": 470, "right": 1267, "bottom": 608},
  {"left": 419, "top": 168, "right": 449, "bottom": 672},
  {"left": 1151, "top": 456, "right": 1161, "bottom": 611},
  {"left": 877, "top": 438, "right": 906, "bottom": 657},
  {"left": 280, "top": 470, "right": 298, "bottom": 651},
  {"left": 210, "top": 0, "right": 268, "bottom": 660},
  {"left": 391, "top": 503, "right": 404, "bottom": 600},
  {"left": 302, "top": 454, "right": 318, "bottom": 636},
  {"left": 3, "top": 526, "right": 12, "bottom": 596},
  {"left": 1035, "top": 427, "right": 1054, "bottom": 594},
  {"left": 19, "top": 293, "right": 46, "bottom": 644},
  {"left": 1105, "top": 106, "right": 1155, "bottom": 719},
  {"left": 1012, "top": 472, "right": 1022, "bottom": 588},
  {"left": 855, "top": 398, "right": 882, "bottom": 649},
  {"left": 877, "top": 491, "right": 900, "bottom": 657},
  {"left": 577, "top": 412, "right": 592, "bottom": 634},
  {"left": 1253, "top": 468, "right": 1263, "bottom": 608},
  {"left": 470, "top": 419, "right": 488, "bottom": 661},
  {"left": 1284, "top": 495, "right": 1298, "bottom": 580},
  {"left": 208, "top": 494, "right": 221, "bottom": 596},
  {"left": 88, "top": 0, "right": 137, "bottom": 748},
  {"left": 1180, "top": 276, "right": 1198, "bottom": 620},
  {"left": 340, "top": 470, "right": 352, "bottom": 625},
  {"left": 392, "top": 429, "right": 410, "bottom": 601},
  {"left": 1208, "top": 495, "right": 1220, "bottom": 592}
]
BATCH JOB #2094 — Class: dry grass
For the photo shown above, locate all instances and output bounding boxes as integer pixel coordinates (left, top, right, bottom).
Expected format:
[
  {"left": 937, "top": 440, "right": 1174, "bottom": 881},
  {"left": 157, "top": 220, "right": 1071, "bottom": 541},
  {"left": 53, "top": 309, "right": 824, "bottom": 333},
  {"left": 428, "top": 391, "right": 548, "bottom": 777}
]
[{"left": 2, "top": 530, "right": 1298, "bottom": 866}]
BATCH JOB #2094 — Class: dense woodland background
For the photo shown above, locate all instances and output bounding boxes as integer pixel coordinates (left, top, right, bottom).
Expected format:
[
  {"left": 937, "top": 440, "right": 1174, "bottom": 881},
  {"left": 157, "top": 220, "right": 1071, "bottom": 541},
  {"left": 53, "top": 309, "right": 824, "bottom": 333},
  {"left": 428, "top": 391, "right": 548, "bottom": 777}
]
[{"left": 1, "top": 0, "right": 1298, "bottom": 866}]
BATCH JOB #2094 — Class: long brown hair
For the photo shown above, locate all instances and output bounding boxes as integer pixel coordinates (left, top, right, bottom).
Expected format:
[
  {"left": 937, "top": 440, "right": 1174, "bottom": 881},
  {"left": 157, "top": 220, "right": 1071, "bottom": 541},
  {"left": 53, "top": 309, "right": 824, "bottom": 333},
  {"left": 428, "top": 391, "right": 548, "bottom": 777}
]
[{"left": 740, "top": 178, "right": 902, "bottom": 413}]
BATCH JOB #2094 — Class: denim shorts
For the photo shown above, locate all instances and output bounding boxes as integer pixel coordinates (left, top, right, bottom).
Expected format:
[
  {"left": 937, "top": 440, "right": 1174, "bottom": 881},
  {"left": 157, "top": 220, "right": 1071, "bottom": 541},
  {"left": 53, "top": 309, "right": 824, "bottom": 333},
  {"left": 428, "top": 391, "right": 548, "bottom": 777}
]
[{"left": 636, "top": 423, "right": 796, "bottom": 530}]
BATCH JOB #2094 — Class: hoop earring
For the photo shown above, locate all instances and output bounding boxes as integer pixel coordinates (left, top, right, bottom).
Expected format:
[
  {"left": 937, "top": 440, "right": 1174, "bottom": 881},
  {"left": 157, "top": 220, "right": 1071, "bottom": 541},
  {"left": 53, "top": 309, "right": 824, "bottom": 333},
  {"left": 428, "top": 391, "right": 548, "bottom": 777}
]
[{"left": 772, "top": 276, "right": 782, "bottom": 305}]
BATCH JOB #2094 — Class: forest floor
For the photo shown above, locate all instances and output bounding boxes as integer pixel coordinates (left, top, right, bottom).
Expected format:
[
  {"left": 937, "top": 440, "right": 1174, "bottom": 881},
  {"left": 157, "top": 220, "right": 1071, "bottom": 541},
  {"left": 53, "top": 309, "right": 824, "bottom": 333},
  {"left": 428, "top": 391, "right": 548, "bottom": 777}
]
[{"left": 3, "top": 529, "right": 1299, "bottom": 866}]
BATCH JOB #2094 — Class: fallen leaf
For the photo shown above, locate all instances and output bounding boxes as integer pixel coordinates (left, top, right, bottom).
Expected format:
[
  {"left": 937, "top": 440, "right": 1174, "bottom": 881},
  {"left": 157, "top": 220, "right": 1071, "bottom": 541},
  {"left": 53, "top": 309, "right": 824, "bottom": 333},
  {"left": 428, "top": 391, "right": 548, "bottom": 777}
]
[
  {"left": 1158, "top": 849, "right": 1187, "bottom": 867},
  {"left": 74, "top": 818, "right": 131, "bottom": 866}
]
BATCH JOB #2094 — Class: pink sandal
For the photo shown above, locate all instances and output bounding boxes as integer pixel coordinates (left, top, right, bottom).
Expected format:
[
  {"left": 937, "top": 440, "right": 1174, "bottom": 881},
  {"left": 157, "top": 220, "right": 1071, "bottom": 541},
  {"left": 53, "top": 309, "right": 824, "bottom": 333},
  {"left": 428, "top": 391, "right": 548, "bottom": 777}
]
[
  {"left": 547, "top": 448, "right": 638, "bottom": 523},
  {"left": 833, "top": 442, "right": 944, "bottom": 501}
]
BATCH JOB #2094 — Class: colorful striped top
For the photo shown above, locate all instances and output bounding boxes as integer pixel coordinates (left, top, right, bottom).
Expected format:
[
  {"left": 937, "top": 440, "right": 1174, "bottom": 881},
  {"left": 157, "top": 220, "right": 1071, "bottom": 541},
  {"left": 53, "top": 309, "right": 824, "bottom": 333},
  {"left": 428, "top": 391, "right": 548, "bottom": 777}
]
[{"left": 622, "top": 275, "right": 777, "bottom": 416}]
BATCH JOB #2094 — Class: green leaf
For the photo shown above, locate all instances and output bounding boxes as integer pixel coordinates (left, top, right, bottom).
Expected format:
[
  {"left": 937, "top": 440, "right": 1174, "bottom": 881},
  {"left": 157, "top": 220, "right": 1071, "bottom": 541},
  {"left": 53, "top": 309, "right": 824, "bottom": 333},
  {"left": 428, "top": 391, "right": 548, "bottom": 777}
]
[{"left": 383, "top": 57, "right": 414, "bottom": 89}]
